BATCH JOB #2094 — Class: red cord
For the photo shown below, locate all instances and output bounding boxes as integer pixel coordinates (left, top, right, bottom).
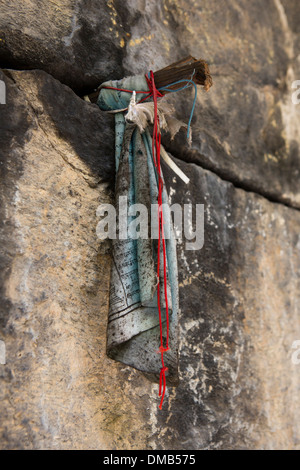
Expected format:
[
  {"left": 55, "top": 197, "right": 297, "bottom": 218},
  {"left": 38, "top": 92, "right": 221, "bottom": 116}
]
[
  {"left": 146, "top": 72, "right": 170, "bottom": 409},
  {"left": 101, "top": 86, "right": 149, "bottom": 94}
]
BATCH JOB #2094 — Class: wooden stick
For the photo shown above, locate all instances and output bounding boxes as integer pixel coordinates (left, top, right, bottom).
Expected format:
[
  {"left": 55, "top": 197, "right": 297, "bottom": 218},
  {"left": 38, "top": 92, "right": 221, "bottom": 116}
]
[
  {"left": 154, "top": 55, "right": 212, "bottom": 92},
  {"left": 84, "top": 56, "right": 212, "bottom": 103}
]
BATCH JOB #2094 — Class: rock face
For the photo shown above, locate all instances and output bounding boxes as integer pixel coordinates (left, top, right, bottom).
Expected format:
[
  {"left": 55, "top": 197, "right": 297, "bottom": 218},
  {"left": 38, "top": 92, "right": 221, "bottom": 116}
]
[
  {"left": 0, "top": 0, "right": 125, "bottom": 92},
  {"left": 0, "top": 69, "right": 153, "bottom": 450},
  {"left": 162, "top": 159, "right": 300, "bottom": 450},
  {"left": 1, "top": 0, "right": 300, "bottom": 450},
  {"left": 1, "top": 0, "right": 300, "bottom": 208}
]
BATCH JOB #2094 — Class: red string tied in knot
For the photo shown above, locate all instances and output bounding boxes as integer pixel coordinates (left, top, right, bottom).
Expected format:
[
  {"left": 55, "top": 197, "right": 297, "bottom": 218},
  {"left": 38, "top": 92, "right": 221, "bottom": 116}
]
[
  {"left": 158, "top": 345, "right": 170, "bottom": 353},
  {"left": 145, "top": 73, "right": 165, "bottom": 100},
  {"left": 159, "top": 366, "right": 169, "bottom": 410}
]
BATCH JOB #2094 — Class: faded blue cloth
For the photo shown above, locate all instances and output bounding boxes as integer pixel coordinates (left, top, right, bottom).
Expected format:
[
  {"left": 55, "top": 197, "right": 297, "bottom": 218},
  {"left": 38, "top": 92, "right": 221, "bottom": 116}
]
[{"left": 97, "top": 75, "right": 179, "bottom": 384}]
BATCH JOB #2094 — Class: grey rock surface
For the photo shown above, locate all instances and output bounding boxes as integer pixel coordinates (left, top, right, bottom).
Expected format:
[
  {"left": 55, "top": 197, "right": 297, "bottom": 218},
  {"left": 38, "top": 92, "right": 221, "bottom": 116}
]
[
  {"left": 0, "top": 0, "right": 125, "bottom": 92},
  {"left": 161, "top": 156, "right": 300, "bottom": 449},
  {"left": 1, "top": 0, "right": 300, "bottom": 207},
  {"left": 0, "top": 69, "right": 153, "bottom": 450}
]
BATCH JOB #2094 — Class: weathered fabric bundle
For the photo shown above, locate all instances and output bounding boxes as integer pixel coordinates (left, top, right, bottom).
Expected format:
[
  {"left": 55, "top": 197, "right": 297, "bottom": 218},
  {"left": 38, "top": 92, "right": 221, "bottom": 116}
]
[{"left": 97, "top": 75, "right": 179, "bottom": 385}]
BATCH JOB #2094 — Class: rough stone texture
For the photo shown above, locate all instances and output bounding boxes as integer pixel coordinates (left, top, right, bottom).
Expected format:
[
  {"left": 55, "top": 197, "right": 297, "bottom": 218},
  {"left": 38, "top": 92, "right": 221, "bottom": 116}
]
[
  {"left": 162, "top": 158, "right": 300, "bottom": 450},
  {"left": 1, "top": 0, "right": 300, "bottom": 207},
  {"left": 0, "top": 0, "right": 125, "bottom": 93},
  {"left": 1, "top": 68, "right": 300, "bottom": 450},
  {"left": 1, "top": 0, "right": 300, "bottom": 451},
  {"left": 0, "top": 70, "right": 153, "bottom": 450},
  {"left": 159, "top": 0, "right": 300, "bottom": 209}
]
